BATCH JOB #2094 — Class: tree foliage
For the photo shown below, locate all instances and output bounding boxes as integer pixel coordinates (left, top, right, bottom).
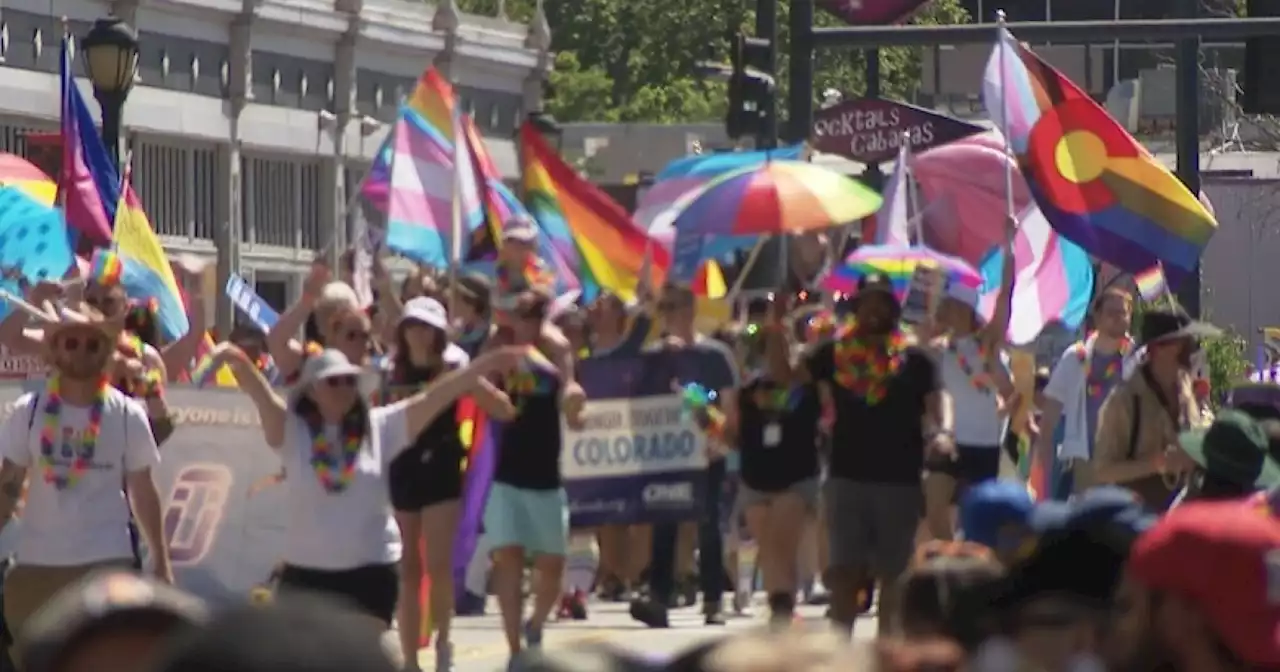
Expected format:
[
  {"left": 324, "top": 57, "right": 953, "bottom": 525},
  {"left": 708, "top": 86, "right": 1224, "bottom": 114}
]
[{"left": 459, "top": 0, "right": 970, "bottom": 124}]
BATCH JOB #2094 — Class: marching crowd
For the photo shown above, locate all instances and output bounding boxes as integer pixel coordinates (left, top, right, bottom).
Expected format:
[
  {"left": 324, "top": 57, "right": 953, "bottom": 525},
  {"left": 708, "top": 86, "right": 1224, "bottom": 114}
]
[{"left": 0, "top": 212, "right": 1275, "bottom": 672}]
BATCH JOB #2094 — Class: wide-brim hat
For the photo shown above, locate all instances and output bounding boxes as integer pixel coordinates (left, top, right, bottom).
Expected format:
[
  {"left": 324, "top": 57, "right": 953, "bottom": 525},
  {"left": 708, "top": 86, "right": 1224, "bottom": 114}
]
[
  {"left": 285, "top": 348, "right": 379, "bottom": 408},
  {"left": 1140, "top": 308, "right": 1222, "bottom": 346},
  {"left": 1178, "top": 409, "right": 1280, "bottom": 490},
  {"left": 0, "top": 291, "right": 125, "bottom": 365}
]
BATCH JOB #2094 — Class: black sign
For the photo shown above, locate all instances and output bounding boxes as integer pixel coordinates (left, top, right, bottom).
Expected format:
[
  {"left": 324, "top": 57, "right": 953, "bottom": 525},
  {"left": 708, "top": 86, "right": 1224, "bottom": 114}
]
[{"left": 811, "top": 98, "right": 985, "bottom": 165}]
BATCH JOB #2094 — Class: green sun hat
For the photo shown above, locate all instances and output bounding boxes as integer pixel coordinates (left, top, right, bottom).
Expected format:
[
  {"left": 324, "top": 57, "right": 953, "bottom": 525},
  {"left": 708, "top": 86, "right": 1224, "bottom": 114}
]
[{"left": 1178, "top": 409, "right": 1280, "bottom": 491}]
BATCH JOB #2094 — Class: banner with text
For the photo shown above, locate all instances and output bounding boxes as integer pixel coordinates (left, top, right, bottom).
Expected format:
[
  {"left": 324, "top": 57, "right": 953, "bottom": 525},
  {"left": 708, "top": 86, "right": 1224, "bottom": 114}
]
[{"left": 563, "top": 352, "right": 711, "bottom": 527}]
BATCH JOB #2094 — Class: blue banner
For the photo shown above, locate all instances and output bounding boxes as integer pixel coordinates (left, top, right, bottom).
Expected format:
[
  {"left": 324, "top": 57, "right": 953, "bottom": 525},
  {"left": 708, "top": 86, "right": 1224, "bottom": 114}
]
[
  {"left": 562, "top": 352, "right": 714, "bottom": 527},
  {"left": 225, "top": 274, "right": 280, "bottom": 332}
]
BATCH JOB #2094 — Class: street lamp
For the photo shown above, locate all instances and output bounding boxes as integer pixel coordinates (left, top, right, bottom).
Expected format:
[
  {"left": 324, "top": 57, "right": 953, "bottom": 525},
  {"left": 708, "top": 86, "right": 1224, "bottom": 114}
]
[
  {"left": 527, "top": 110, "right": 563, "bottom": 150},
  {"left": 81, "top": 16, "right": 139, "bottom": 173}
]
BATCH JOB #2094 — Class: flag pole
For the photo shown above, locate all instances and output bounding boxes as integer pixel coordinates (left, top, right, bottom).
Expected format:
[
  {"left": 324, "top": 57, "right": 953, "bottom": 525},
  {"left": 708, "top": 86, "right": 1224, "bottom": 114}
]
[{"left": 996, "top": 10, "right": 1016, "bottom": 227}]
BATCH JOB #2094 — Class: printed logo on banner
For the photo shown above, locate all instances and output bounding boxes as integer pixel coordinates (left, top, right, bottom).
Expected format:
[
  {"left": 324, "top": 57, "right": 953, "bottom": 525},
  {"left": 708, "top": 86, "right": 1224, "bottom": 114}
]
[
  {"left": 642, "top": 481, "right": 694, "bottom": 506},
  {"left": 164, "top": 464, "right": 232, "bottom": 566}
]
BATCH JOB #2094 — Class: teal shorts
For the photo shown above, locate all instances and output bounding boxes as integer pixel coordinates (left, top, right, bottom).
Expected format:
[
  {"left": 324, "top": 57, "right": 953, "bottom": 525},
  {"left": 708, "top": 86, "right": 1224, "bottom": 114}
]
[{"left": 483, "top": 483, "right": 570, "bottom": 556}]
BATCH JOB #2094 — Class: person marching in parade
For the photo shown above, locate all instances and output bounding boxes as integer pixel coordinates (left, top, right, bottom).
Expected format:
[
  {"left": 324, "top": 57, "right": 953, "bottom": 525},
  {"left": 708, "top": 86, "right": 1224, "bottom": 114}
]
[
  {"left": 484, "top": 289, "right": 585, "bottom": 663},
  {"left": 924, "top": 240, "right": 1014, "bottom": 541},
  {"left": 777, "top": 273, "right": 948, "bottom": 636},
  {"left": 743, "top": 298, "right": 822, "bottom": 625},
  {"left": 266, "top": 262, "right": 372, "bottom": 383},
  {"left": 206, "top": 338, "right": 525, "bottom": 633},
  {"left": 0, "top": 299, "right": 171, "bottom": 667},
  {"left": 1034, "top": 288, "right": 1136, "bottom": 498},
  {"left": 384, "top": 296, "right": 517, "bottom": 672}
]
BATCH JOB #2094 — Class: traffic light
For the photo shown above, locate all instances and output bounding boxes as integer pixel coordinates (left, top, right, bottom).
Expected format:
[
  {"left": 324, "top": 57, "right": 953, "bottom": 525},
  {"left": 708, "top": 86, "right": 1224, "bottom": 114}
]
[
  {"left": 725, "top": 32, "right": 776, "bottom": 140},
  {"left": 1242, "top": 0, "right": 1280, "bottom": 114}
]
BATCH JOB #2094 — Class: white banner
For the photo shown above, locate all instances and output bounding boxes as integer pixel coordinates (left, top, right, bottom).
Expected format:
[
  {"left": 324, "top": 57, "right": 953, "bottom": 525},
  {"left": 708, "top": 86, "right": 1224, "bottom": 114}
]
[{"left": 559, "top": 394, "right": 707, "bottom": 481}]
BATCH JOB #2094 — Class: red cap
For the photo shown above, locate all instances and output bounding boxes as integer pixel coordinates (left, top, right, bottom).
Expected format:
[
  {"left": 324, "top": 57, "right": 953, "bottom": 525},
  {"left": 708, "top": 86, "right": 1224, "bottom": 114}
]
[{"left": 1129, "top": 499, "right": 1280, "bottom": 667}]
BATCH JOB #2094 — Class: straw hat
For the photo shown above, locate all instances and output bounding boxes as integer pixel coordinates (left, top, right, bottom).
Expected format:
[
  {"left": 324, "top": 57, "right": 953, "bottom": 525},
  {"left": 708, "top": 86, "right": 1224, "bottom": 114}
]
[{"left": 0, "top": 290, "right": 122, "bottom": 364}]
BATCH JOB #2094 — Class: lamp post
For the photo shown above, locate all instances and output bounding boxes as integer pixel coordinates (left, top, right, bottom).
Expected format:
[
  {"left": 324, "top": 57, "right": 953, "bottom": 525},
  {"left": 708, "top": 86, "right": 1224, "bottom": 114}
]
[{"left": 80, "top": 17, "right": 139, "bottom": 174}]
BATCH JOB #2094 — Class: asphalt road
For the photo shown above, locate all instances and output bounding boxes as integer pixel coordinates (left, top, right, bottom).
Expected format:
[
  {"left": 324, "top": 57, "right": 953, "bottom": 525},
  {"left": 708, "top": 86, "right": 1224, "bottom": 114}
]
[{"left": 401, "top": 597, "right": 879, "bottom": 672}]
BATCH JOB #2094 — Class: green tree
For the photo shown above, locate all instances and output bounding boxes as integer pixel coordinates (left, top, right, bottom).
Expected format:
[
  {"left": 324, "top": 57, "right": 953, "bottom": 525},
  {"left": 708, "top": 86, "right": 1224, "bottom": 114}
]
[{"left": 460, "top": 0, "right": 970, "bottom": 124}]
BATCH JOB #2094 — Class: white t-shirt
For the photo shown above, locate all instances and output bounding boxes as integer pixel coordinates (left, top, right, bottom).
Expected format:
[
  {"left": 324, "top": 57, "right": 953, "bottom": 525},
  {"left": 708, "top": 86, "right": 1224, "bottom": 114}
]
[
  {"left": 938, "top": 337, "right": 1010, "bottom": 447},
  {"left": 280, "top": 401, "right": 411, "bottom": 570},
  {"left": 0, "top": 388, "right": 159, "bottom": 566}
]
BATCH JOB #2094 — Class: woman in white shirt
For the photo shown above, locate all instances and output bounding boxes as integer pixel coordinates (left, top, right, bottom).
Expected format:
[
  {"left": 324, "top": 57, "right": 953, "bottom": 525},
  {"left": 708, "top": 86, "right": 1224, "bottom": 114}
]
[{"left": 211, "top": 344, "right": 523, "bottom": 627}]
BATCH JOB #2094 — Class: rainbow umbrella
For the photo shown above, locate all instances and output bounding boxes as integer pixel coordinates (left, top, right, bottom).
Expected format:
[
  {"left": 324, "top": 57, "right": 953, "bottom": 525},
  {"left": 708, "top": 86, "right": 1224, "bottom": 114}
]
[
  {"left": 0, "top": 154, "right": 57, "bottom": 207},
  {"left": 670, "top": 160, "right": 883, "bottom": 236},
  {"left": 822, "top": 243, "right": 983, "bottom": 297}
]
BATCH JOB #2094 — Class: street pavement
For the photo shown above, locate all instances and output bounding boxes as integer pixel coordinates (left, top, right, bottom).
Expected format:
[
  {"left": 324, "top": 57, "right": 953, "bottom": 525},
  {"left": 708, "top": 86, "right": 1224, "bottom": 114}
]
[{"left": 405, "top": 597, "right": 879, "bottom": 672}]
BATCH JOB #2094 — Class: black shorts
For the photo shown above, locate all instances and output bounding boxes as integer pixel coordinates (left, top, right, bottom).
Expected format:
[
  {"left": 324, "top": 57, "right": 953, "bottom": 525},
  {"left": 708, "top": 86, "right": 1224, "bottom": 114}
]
[
  {"left": 389, "top": 443, "right": 464, "bottom": 512},
  {"left": 277, "top": 563, "right": 399, "bottom": 625},
  {"left": 926, "top": 444, "right": 1001, "bottom": 494}
]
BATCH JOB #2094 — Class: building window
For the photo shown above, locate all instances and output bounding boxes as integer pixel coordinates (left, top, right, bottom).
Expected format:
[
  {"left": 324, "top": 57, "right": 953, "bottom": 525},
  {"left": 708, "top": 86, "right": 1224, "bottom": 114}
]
[
  {"left": 132, "top": 135, "right": 218, "bottom": 240},
  {"left": 241, "top": 153, "right": 324, "bottom": 250}
]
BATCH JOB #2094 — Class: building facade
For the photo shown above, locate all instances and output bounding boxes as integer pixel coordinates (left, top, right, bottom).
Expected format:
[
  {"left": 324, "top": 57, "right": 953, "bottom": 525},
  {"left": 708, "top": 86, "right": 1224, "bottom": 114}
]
[{"left": 0, "top": 0, "right": 550, "bottom": 333}]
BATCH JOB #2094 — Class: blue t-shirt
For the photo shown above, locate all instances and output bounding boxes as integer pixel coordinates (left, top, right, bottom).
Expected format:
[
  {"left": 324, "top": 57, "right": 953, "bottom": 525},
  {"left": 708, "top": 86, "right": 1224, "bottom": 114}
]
[{"left": 1085, "top": 352, "right": 1126, "bottom": 457}]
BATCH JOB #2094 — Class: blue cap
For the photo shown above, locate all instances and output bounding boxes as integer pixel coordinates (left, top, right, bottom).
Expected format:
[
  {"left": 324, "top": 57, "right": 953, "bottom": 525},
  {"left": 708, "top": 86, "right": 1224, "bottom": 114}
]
[
  {"left": 959, "top": 479, "right": 1034, "bottom": 550},
  {"left": 1029, "top": 486, "right": 1156, "bottom": 544}
]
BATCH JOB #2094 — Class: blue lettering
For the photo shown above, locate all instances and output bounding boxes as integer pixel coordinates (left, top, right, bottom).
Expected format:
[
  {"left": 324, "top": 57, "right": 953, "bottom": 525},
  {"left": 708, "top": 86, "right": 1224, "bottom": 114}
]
[{"left": 573, "top": 430, "right": 698, "bottom": 467}]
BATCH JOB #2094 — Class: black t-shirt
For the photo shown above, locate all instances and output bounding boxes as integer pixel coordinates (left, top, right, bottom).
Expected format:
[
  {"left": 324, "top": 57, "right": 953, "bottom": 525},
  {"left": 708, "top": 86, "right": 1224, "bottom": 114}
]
[
  {"left": 737, "top": 376, "right": 821, "bottom": 492},
  {"left": 494, "top": 362, "right": 564, "bottom": 490},
  {"left": 806, "top": 341, "right": 940, "bottom": 484},
  {"left": 385, "top": 362, "right": 464, "bottom": 462}
]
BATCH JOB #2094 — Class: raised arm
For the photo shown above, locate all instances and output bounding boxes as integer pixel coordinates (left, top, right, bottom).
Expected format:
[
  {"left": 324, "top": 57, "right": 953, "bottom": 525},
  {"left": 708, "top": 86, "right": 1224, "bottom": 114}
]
[
  {"left": 981, "top": 216, "right": 1017, "bottom": 352},
  {"left": 471, "top": 378, "right": 518, "bottom": 423},
  {"left": 218, "top": 345, "right": 288, "bottom": 448},
  {"left": 0, "top": 282, "right": 64, "bottom": 355},
  {"left": 162, "top": 291, "right": 205, "bottom": 381},
  {"left": 268, "top": 262, "right": 330, "bottom": 380},
  {"left": 139, "top": 348, "right": 175, "bottom": 445}
]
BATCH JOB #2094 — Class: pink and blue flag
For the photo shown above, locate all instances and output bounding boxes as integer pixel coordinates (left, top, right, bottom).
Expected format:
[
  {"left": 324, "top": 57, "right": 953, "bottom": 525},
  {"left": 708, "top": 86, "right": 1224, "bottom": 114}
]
[
  {"left": 59, "top": 34, "right": 116, "bottom": 249},
  {"left": 979, "top": 205, "right": 1093, "bottom": 345},
  {"left": 385, "top": 111, "right": 482, "bottom": 267}
]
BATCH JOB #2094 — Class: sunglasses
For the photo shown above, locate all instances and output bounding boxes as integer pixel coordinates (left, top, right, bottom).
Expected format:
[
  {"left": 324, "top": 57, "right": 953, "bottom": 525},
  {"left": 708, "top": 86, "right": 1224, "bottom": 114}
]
[
  {"left": 341, "top": 328, "right": 370, "bottom": 343},
  {"left": 323, "top": 375, "right": 358, "bottom": 389},
  {"left": 55, "top": 333, "right": 107, "bottom": 355}
]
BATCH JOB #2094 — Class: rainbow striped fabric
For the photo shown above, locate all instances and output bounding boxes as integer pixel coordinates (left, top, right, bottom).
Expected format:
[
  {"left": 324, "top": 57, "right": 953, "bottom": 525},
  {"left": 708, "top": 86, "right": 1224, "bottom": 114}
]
[
  {"left": 58, "top": 34, "right": 116, "bottom": 248},
  {"left": 520, "top": 124, "right": 668, "bottom": 302},
  {"left": 1133, "top": 263, "right": 1168, "bottom": 302},
  {"left": 982, "top": 26, "right": 1217, "bottom": 285}
]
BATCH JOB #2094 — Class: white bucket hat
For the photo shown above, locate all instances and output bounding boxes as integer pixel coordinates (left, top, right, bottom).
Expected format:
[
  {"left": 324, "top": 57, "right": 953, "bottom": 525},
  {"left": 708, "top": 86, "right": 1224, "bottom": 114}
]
[
  {"left": 400, "top": 296, "right": 449, "bottom": 331},
  {"left": 286, "top": 348, "right": 376, "bottom": 408}
]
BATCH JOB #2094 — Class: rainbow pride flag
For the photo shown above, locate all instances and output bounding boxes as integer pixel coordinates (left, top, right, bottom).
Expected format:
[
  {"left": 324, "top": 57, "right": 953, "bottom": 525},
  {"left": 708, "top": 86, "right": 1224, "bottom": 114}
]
[
  {"left": 519, "top": 123, "right": 669, "bottom": 302},
  {"left": 982, "top": 26, "right": 1217, "bottom": 285}
]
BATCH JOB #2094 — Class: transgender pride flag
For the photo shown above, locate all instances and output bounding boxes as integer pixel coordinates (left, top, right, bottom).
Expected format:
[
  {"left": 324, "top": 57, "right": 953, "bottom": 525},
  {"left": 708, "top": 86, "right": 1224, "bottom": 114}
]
[{"left": 979, "top": 204, "right": 1093, "bottom": 345}]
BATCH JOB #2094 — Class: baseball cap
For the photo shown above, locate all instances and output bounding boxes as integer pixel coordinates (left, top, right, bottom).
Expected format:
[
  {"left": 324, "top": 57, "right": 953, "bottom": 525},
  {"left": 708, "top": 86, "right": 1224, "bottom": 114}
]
[
  {"left": 990, "top": 488, "right": 1155, "bottom": 609},
  {"left": 1177, "top": 409, "right": 1280, "bottom": 490},
  {"left": 857, "top": 272, "right": 897, "bottom": 299},
  {"left": 150, "top": 593, "right": 396, "bottom": 672},
  {"left": 503, "top": 213, "right": 539, "bottom": 243},
  {"left": 1128, "top": 499, "right": 1280, "bottom": 667},
  {"left": 943, "top": 279, "right": 981, "bottom": 313},
  {"left": 400, "top": 296, "right": 449, "bottom": 331},
  {"left": 22, "top": 571, "right": 209, "bottom": 672},
  {"left": 958, "top": 479, "right": 1034, "bottom": 552}
]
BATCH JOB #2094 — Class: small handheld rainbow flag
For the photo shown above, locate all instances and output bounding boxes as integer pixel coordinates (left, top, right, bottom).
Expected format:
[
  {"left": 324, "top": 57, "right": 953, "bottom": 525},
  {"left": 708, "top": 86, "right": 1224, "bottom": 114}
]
[
  {"left": 90, "top": 248, "right": 123, "bottom": 287},
  {"left": 1134, "top": 263, "right": 1168, "bottom": 303},
  {"left": 189, "top": 352, "right": 220, "bottom": 388}
]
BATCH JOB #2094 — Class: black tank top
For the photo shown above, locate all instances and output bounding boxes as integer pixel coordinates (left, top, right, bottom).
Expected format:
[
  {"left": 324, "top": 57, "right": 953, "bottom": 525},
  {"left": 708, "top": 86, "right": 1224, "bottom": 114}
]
[
  {"left": 386, "top": 362, "right": 463, "bottom": 458},
  {"left": 737, "top": 376, "right": 821, "bottom": 492}
]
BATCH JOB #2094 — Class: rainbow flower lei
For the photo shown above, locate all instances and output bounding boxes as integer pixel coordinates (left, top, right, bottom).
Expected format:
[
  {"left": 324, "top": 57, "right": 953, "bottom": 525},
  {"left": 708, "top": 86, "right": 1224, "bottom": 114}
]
[
  {"left": 307, "top": 418, "right": 362, "bottom": 493},
  {"left": 832, "top": 321, "right": 909, "bottom": 405},
  {"left": 1073, "top": 331, "right": 1134, "bottom": 399},
  {"left": 949, "top": 337, "right": 994, "bottom": 393},
  {"left": 39, "top": 376, "right": 107, "bottom": 490}
]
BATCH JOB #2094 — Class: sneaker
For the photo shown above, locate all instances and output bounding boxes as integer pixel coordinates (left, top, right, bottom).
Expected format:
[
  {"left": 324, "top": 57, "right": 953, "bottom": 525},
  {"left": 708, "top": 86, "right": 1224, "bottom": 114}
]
[
  {"left": 434, "top": 642, "right": 454, "bottom": 672},
  {"left": 628, "top": 597, "right": 670, "bottom": 628},
  {"left": 569, "top": 589, "right": 589, "bottom": 620},
  {"left": 523, "top": 620, "right": 543, "bottom": 649},
  {"left": 704, "top": 600, "right": 726, "bottom": 626}
]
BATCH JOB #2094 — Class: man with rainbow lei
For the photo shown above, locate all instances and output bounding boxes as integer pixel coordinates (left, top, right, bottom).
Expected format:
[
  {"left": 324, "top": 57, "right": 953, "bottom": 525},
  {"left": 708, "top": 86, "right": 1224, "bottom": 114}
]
[
  {"left": 768, "top": 273, "right": 950, "bottom": 637},
  {"left": 1033, "top": 287, "right": 1136, "bottom": 499},
  {"left": 0, "top": 296, "right": 170, "bottom": 667}
]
